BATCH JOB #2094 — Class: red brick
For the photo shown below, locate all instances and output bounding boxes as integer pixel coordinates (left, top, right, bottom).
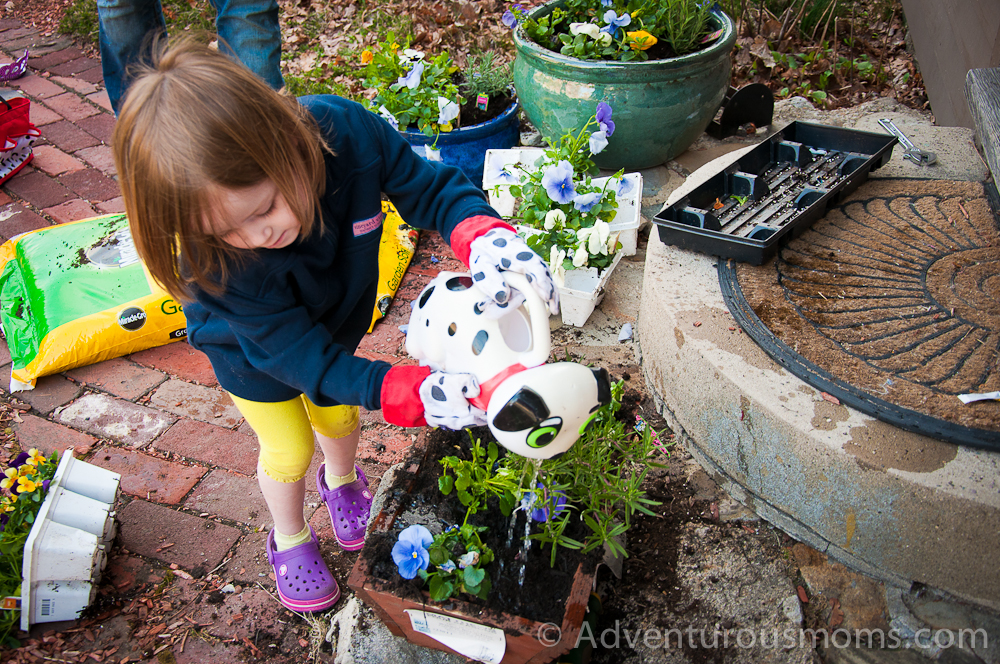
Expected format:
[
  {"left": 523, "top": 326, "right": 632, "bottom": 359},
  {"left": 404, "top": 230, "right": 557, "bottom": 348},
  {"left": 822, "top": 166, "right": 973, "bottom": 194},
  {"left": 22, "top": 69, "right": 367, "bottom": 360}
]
[
  {"left": 43, "top": 198, "right": 97, "bottom": 224},
  {"left": 31, "top": 144, "right": 86, "bottom": 175},
  {"left": 26, "top": 102, "right": 62, "bottom": 126},
  {"left": 116, "top": 499, "right": 241, "bottom": 570},
  {"left": 0, "top": 27, "right": 38, "bottom": 43},
  {"left": 65, "top": 356, "right": 166, "bottom": 400},
  {"left": 77, "top": 65, "right": 106, "bottom": 85},
  {"left": 75, "top": 144, "right": 116, "bottom": 175},
  {"left": 96, "top": 196, "right": 126, "bottom": 214},
  {"left": 2, "top": 169, "right": 73, "bottom": 208},
  {"left": 35, "top": 119, "right": 99, "bottom": 152},
  {"left": 130, "top": 342, "right": 219, "bottom": 386},
  {"left": 76, "top": 113, "right": 115, "bottom": 144},
  {"left": 60, "top": 167, "right": 120, "bottom": 201},
  {"left": 49, "top": 74, "right": 98, "bottom": 94},
  {"left": 40, "top": 92, "right": 98, "bottom": 122},
  {"left": 154, "top": 418, "right": 259, "bottom": 476},
  {"left": 357, "top": 307, "right": 407, "bottom": 356},
  {"left": 12, "top": 73, "right": 64, "bottom": 98},
  {"left": 149, "top": 378, "right": 242, "bottom": 427},
  {"left": 55, "top": 391, "right": 176, "bottom": 446},
  {"left": 89, "top": 446, "right": 206, "bottom": 503},
  {"left": 47, "top": 57, "right": 100, "bottom": 78},
  {"left": 12, "top": 412, "right": 98, "bottom": 456},
  {"left": 15, "top": 373, "right": 83, "bottom": 414},
  {"left": 184, "top": 469, "right": 271, "bottom": 527},
  {"left": 27, "top": 46, "right": 85, "bottom": 70},
  {"left": 0, "top": 201, "right": 50, "bottom": 240},
  {"left": 0, "top": 191, "right": 9, "bottom": 205},
  {"left": 87, "top": 89, "right": 113, "bottom": 114},
  {"left": 18, "top": 35, "right": 75, "bottom": 58}
]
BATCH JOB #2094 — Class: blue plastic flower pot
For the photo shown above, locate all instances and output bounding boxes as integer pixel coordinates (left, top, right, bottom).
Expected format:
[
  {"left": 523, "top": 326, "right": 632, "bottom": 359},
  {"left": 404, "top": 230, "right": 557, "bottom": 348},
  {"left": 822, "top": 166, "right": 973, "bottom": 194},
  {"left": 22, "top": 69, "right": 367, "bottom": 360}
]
[{"left": 401, "top": 100, "right": 521, "bottom": 188}]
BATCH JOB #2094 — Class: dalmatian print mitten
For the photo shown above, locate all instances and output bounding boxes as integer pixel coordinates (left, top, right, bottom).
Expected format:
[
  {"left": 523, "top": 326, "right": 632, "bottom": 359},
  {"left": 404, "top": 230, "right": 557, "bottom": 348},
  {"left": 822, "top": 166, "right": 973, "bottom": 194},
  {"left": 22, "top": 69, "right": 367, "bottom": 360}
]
[
  {"left": 468, "top": 228, "right": 560, "bottom": 319},
  {"left": 419, "top": 371, "right": 488, "bottom": 430}
]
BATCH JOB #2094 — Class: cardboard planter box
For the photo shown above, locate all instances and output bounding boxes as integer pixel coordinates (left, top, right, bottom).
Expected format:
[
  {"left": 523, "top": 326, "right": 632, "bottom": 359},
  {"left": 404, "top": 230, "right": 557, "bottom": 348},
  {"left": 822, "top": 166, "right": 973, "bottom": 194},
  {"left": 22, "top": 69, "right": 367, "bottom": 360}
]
[
  {"left": 347, "top": 448, "right": 597, "bottom": 664},
  {"left": 20, "top": 451, "right": 121, "bottom": 630}
]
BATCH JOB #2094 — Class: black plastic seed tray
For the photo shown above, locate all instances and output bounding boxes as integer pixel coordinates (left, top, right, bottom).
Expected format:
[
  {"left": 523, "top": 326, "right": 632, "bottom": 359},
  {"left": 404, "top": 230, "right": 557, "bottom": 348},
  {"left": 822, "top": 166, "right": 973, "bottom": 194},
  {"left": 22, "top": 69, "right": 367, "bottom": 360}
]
[{"left": 653, "top": 121, "right": 897, "bottom": 265}]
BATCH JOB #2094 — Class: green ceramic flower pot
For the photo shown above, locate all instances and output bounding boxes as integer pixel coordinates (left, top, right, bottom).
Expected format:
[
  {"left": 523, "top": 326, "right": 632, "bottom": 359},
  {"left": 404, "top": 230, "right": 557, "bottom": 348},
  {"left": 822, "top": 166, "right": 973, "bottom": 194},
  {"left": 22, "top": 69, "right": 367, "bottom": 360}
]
[{"left": 513, "top": 5, "right": 736, "bottom": 170}]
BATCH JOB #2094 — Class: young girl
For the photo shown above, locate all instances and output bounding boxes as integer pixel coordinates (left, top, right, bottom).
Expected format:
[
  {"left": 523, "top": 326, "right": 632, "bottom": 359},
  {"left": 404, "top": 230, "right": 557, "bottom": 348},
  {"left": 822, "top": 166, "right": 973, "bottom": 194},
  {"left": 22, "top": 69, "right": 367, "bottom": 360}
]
[{"left": 112, "top": 37, "right": 559, "bottom": 613}]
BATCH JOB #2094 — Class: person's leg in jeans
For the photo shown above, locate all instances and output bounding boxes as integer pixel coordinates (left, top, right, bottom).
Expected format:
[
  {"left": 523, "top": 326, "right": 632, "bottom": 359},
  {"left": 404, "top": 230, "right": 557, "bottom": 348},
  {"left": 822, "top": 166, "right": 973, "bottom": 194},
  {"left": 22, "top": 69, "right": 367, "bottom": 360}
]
[
  {"left": 97, "top": 0, "right": 165, "bottom": 114},
  {"left": 209, "top": 0, "right": 284, "bottom": 91}
]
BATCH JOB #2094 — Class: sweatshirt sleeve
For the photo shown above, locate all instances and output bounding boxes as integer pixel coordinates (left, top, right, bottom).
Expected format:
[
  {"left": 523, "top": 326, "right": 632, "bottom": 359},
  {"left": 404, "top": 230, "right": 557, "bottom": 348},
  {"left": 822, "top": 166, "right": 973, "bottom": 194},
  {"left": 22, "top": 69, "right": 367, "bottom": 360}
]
[{"left": 355, "top": 103, "right": 503, "bottom": 243}]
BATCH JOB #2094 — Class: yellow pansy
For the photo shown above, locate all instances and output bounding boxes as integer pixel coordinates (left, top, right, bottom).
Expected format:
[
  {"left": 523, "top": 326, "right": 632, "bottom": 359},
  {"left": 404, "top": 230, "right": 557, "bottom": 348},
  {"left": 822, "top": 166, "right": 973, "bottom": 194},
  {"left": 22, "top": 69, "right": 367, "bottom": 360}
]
[
  {"left": 626, "top": 31, "right": 657, "bottom": 50},
  {"left": 0, "top": 467, "right": 18, "bottom": 491},
  {"left": 16, "top": 475, "right": 37, "bottom": 493},
  {"left": 439, "top": 122, "right": 453, "bottom": 133},
  {"left": 27, "top": 448, "right": 46, "bottom": 466},
  {"left": 360, "top": 50, "right": 373, "bottom": 65},
  {"left": 1, "top": 496, "right": 16, "bottom": 512}
]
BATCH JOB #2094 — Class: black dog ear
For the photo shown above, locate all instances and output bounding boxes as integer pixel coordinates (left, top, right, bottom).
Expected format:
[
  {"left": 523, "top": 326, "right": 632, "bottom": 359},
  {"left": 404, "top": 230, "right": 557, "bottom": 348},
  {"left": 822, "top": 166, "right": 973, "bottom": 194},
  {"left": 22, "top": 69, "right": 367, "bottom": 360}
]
[{"left": 492, "top": 387, "right": 549, "bottom": 432}]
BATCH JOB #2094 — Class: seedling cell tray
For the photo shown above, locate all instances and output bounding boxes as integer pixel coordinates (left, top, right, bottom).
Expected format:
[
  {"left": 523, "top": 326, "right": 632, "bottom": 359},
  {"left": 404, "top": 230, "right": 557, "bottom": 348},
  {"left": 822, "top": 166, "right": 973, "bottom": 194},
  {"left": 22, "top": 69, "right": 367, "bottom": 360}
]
[{"left": 653, "top": 122, "right": 897, "bottom": 264}]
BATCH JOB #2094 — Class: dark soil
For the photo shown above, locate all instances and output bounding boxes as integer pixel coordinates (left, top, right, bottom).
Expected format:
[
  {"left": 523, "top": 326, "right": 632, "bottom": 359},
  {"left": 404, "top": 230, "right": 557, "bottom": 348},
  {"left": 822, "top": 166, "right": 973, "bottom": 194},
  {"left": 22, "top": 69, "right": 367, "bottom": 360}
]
[
  {"left": 360, "top": 424, "right": 601, "bottom": 625},
  {"left": 457, "top": 91, "right": 517, "bottom": 128}
]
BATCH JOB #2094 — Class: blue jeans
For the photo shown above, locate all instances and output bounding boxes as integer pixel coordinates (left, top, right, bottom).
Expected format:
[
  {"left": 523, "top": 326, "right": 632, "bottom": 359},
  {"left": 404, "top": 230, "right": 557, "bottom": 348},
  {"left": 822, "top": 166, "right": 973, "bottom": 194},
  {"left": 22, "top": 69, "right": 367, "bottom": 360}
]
[{"left": 97, "top": 0, "right": 283, "bottom": 114}]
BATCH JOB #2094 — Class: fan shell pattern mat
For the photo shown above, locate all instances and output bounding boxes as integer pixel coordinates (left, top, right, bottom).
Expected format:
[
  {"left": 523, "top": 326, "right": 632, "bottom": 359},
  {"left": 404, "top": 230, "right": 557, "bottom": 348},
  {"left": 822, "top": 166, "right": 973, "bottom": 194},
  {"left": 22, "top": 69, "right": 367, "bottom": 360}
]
[{"left": 721, "top": 179, "right": 999, "bottom": 450}]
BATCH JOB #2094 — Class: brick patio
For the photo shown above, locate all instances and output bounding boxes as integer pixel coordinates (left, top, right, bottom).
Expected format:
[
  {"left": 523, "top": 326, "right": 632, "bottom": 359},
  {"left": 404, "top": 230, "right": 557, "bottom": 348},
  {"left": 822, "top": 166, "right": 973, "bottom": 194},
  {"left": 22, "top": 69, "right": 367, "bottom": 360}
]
[{"left": 0, "top": 21, "right": 447, "bottom": 663}]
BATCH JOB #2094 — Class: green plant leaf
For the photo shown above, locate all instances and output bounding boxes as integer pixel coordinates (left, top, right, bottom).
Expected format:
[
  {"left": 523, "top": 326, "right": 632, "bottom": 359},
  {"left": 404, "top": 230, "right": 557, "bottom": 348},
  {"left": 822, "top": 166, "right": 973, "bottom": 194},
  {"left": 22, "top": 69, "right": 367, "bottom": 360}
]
[
  {"left": 438, "top": 475, "right": 454, "bottom": 495},
  {"left": 463, "top": 566, "right": 485, "bottom": 588}
]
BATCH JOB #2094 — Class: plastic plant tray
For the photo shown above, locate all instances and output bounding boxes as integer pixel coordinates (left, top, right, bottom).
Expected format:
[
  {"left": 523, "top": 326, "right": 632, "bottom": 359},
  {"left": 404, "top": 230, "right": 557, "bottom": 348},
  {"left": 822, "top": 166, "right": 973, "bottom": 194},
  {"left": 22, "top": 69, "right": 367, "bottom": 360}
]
[{"left": 653, "top": 121, "right": 897, "bottom": 265}]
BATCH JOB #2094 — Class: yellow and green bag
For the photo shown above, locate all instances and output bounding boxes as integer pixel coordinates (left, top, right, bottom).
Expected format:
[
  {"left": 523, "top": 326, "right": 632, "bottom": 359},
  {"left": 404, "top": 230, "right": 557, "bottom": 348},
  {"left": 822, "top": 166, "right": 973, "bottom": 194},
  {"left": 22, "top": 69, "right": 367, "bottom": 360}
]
[{"left": 0, "top": 214, "right": 186, "bottom": 390}]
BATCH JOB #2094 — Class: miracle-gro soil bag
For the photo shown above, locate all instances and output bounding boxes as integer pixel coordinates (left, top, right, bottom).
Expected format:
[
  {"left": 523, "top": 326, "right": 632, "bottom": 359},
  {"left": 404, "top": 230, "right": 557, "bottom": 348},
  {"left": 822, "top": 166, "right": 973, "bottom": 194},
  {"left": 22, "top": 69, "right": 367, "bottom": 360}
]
[{"left": 0, "top": 214, "right": 187, "bottom": 391}]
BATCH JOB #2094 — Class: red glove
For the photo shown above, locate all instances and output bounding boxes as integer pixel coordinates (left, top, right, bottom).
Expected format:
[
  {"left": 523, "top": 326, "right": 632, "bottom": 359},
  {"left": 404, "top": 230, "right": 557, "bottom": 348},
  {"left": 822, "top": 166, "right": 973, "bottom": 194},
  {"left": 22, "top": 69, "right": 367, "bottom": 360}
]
[{"left": 380, "top": 365, "right": 487, "bottom": 430}]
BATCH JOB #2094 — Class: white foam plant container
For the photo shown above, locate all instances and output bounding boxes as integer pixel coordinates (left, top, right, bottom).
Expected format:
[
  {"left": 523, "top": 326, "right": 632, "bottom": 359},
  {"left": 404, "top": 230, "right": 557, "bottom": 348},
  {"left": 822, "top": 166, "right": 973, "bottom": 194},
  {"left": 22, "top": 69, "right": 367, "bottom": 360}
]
[
  {"left": 482, "top": 148, "right": 644, "bottom": 256},
  {"left": 20, "top": 450, "right": 121, "bottom": 630}
]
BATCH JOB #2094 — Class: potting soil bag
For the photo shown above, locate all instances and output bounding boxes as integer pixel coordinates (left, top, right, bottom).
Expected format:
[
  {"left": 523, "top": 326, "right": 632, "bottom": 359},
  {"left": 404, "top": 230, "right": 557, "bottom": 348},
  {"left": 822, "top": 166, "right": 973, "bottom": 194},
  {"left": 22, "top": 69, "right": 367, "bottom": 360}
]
[
  {"left": 368, "top": 201, "right": 418, "bottom": 332},
  {"left": 0, "top": 214, "right": 187, "bottom": 391}
]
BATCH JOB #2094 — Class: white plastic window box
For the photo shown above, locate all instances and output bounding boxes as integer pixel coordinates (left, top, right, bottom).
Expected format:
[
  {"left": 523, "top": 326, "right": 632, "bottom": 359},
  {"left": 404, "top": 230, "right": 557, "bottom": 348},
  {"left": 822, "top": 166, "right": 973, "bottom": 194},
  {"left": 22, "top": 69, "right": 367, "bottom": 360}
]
[
  {"left": 21, "top": 450, "right": 121, "bottom": 630},
  {"left": 483, "top": 148, "right": 644, "bottom": 256}
]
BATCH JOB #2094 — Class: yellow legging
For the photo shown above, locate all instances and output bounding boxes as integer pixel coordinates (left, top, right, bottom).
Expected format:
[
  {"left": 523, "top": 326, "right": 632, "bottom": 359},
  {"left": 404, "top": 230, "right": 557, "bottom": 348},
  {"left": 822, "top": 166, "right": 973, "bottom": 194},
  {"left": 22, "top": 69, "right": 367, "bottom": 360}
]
[{"left": 228, "top": 393, "right": 359, "bottom": 483}]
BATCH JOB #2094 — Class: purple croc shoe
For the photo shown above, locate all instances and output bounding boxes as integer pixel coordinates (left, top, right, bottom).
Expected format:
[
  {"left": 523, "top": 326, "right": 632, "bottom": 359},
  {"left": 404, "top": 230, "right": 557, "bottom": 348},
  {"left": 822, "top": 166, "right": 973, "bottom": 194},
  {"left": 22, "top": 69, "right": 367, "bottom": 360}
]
[
  {"left": 266, "top": 526, "right": 340, "bottom": 612},
  {"left": 317, "top": 464, "right": 372, "bottom": 551}
]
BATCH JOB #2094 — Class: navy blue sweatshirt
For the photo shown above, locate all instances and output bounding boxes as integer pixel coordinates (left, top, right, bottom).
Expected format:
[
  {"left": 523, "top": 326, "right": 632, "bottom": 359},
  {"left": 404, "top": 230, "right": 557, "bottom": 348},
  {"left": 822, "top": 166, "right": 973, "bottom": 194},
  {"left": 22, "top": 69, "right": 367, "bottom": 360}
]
[{"left": 183, "top": 95, "right": 501, "bottom": 411}]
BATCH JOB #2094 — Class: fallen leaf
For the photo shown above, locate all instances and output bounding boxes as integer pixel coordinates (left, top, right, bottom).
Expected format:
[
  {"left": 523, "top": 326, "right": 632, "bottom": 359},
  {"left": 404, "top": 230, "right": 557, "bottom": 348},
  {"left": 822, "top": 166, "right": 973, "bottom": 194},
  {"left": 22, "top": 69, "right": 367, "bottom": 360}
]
[
  {"left": 693, "top": 321, "right": 702, "bottom": 327},
  {"left": 797, "top": 585, "right": 809, "bottom": 603},
  {"left": 829, "top": 597, "right": 844, "bottom": 627},
  {"left": 820, "top": 392, "right": 840, "bottom": 405},
  {"left": 299, "top": 638, "right": 309, "bottom": 648}
]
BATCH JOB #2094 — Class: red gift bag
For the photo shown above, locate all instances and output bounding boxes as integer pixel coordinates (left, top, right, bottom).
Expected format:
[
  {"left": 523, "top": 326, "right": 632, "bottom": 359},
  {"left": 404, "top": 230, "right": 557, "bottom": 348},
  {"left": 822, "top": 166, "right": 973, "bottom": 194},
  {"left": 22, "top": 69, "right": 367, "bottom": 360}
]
[{"left": 0, "top": 92, "right": 40, "bottom": 186}]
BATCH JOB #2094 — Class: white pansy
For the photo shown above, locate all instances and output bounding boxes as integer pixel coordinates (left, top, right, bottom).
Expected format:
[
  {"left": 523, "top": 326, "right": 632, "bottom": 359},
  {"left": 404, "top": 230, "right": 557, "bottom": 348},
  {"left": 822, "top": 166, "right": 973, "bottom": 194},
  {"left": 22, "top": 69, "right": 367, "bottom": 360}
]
[
  {"left": 589, "top": 129, "right": 609, "bottom": 154},
  {"left": 596, "top": 32, "right": 613, "bottom": 47},
  {"left": 572, "top": 245, "right": 589, "bottom": 267},
  {"left": 570, "top": 22, "right": 601, "bottom": 39},
  {"left": 437, "top": 97, "right": 460, "bottom": 124},
  {"left": 378, "top": 105, "right": 399, "bottom": 130},
  {"left": 400, "top": 48, "right": 424, "bottom": 63},
  {"left": 544, "top": 209, "right": 566, "bottom": 230},
  {"left": 549, "top": 246, "right": 567, "bottom": 287},
  {"left": 588, "top": 220, "right": 611, "bottom": 255}
]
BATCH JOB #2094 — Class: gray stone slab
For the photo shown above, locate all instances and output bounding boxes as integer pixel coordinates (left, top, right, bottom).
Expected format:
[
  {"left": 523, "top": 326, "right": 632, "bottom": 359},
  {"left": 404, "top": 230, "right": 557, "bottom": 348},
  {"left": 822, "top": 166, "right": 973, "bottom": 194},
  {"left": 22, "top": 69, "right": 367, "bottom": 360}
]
[
  {"left": 149, "top": 378, "right": 243, "bottom": 427},
  {"left": 55, "top": 391, "right": 176, "bottom": 447}
]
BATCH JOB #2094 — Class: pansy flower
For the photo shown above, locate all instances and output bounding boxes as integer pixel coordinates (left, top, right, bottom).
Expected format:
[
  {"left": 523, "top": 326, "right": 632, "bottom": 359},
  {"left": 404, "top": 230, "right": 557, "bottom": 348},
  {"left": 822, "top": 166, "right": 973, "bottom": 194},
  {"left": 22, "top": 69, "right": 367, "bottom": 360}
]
[
  {"left": 396, "top": 60, "right": 425, "bottom": 90},
  {"left": 438, "top": 560, "right": 457, "bottom": 573},
  {"left": 26, "top": 448, "right": 45, "bottom": 466},
  {"left": 16, "top": 475, "right": 37, "bottom": 494},
  {"left": 601, "top": 10, "right": 631, "bottom": 38},
  {"left": 570, "top": 22, "right": 600, "bottom": 40},
  {"left": 616, "top": 175, "right": 634, "bottom": 198},
  {"left": 377, "top": 105, "right": 399, "bottom": 130},
  {"left": 596, "top": 102, "right": 615, "bottom": 137},
  {"left": 437, "top": 97, "right": 460, "bottom": 125},
  {"left": 626, "top": 30, "right": 658, "bottom": 50},
  {"left": 1, "top": 467, "right": 18, "bottom": 491},
  {"left": 457, "top": 551, "right": 480, "bottom": 569},
  {"left": 573, "top": 191, "right": 603, "bottom": 213},
  {"left": 544, "top": 209, "right": 566, "bottom": 230},
  {"left": 589, "top": 129, "right": 609, "bottom": 154},
  {"left": 360, "top": 49, "right": 373, "bottom": 65},
  {"left": 486, "top": 161, "right": 520, "bottom": 184},
  {"left": 391, "top": 524, "right": 433, "bottom": 579},
  {"left": 501, "top": 4, "right": 522, "bottom": 28},
  {"left": 541, "top": 160, "right": 576, "bottom": 204}
]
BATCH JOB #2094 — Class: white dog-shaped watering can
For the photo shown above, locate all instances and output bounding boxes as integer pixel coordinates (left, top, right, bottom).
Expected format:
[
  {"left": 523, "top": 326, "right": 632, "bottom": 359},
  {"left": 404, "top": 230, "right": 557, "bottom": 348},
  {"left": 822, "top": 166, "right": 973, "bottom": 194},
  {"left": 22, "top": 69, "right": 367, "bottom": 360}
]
[{"left": 406, "top": 271, "right": 611, "bottom": 459}]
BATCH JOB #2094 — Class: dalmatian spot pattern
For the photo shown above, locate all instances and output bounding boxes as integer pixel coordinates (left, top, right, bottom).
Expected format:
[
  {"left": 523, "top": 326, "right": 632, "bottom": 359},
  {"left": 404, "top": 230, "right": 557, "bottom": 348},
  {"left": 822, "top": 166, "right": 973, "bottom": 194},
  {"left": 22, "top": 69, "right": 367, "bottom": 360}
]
[
  {"left": 448, "top": 323, "right": 457, "bottom": 336},
  {"left": 431, "top": 386, "right": 447, "bottom": 401},
  {"left": 472, "top": 330, "right": 488, "bottom": 355}
]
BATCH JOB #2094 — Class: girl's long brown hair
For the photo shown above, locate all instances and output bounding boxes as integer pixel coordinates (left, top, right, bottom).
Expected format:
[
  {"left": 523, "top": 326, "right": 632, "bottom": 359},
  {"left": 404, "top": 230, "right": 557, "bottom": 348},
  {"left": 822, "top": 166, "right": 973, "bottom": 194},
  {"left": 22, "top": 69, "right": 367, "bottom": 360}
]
[{"left": 112, "top": 34, "right": 328, "bottom": 301}]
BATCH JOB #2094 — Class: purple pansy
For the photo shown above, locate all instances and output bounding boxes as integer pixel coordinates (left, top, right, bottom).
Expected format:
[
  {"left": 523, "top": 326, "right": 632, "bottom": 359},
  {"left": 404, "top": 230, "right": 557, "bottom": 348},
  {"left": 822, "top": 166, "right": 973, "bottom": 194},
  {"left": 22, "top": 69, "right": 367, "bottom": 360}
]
[
  {"left": 397, "top": 60, "right": 425, "bottom": 90},
  {"left": 617, "top": 176, "right": 634, "bottom": 197},
  {"left": 601, "top": 10, "right": 631, "bottom": 37},
  {"left": 11, "top": 452, "right": 29, "bottom": 468},
  {"left": 541, "top": 160, "right": 576, "bottom": 204},
  {"left": 573, "top": 191, "right": 603, "bottom": 212},
  {"left": 596, "top": 102, "right": 615, "bottom": 137},
  {"left": 487, "top": 161, "right": 520, "bottom": 184},
  {"left": 502, "top": 5, "right": 522, "bottom": 28},
  {"left": 523, "top": 483, "right": 568, "bottom": 522},
  {"left": 391, "top": 524, "right": 433, "bottom": 579}
]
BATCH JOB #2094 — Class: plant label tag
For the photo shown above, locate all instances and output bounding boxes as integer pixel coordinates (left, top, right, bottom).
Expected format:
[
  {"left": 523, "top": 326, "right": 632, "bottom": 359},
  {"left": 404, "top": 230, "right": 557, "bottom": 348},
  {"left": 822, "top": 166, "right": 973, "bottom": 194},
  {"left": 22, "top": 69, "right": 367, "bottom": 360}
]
[
  {"left": 477, "top": 94, "right": 489, "bottom": 111},
  {"left": 1, "top": 597, "right": 20, "bottom": 610},
  {"left": 405, "top": 609, "right": 505, "bottom": 663}
]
